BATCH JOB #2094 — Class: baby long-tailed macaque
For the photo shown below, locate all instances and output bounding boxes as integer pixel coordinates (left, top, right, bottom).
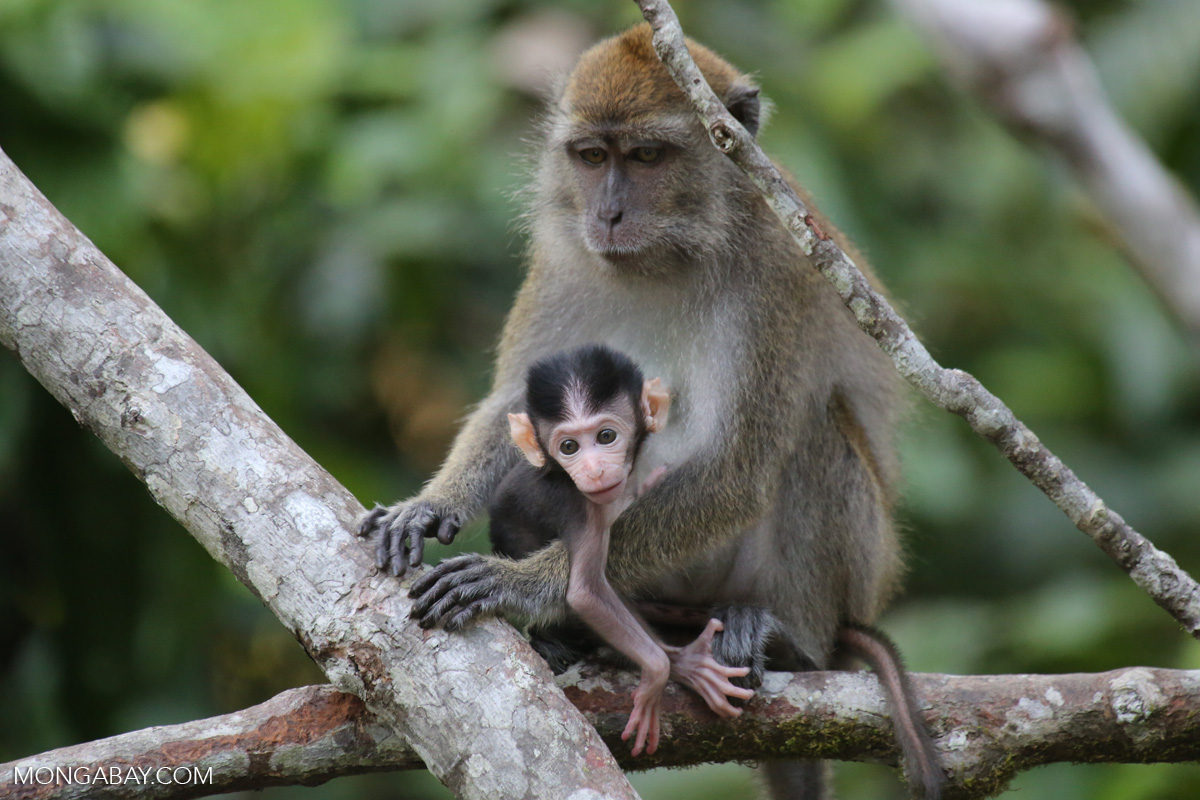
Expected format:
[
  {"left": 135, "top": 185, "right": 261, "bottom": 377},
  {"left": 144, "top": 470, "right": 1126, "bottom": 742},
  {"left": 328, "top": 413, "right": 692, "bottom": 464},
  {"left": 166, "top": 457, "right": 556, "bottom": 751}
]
[{"left": 491, "top": 344, "right": 751, "bottom": 756}]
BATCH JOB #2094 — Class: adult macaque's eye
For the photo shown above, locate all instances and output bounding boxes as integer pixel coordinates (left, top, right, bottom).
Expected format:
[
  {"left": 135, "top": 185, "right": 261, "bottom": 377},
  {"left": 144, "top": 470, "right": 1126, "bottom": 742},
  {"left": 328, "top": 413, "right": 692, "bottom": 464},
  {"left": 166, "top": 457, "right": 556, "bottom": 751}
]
[
  {"left": 597, "top": 429, "right": 617, "bottom": 445},
  {"left": 559, "top": 439, "right": 579, "bottom": 455},
  {"left": 630, "top": 146, "right": 661, "bottom": 163},
  {"left": 579, "top": 148, "right": 606, "bottom": 165}
]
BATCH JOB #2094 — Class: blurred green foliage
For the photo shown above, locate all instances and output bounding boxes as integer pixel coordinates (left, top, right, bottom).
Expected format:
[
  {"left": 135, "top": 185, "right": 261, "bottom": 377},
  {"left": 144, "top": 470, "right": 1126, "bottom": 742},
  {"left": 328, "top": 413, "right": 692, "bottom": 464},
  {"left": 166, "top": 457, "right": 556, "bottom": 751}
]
[{"left": 2, "top": 1, "right": 1199, "bottom": 798}]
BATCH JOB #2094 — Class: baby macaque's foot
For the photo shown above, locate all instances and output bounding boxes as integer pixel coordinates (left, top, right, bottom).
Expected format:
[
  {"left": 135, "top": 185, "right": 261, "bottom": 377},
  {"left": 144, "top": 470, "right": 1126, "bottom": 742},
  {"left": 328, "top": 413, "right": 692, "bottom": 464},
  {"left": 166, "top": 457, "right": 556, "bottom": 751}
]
[{"left": 666, "top": 619, "right": 754, "bottom": 717}]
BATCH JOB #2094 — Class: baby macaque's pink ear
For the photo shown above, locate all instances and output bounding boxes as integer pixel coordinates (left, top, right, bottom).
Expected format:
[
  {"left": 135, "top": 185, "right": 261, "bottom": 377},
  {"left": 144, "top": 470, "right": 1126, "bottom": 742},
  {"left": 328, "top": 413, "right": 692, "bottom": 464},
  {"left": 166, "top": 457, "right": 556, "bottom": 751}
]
[
  {"left": 508, "top": 412, "right": 545, "bottom": 467},
  {"left": 642, "top": 378, "right": 670, "bottom": 433}
]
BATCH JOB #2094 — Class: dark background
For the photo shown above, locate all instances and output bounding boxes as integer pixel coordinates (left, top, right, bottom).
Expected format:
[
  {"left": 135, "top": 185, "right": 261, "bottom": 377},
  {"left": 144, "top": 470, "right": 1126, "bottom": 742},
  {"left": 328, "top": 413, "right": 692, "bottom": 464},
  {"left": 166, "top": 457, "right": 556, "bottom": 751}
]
[{"left": 2, "top": 1, "right": 1199, "bottom": 797}]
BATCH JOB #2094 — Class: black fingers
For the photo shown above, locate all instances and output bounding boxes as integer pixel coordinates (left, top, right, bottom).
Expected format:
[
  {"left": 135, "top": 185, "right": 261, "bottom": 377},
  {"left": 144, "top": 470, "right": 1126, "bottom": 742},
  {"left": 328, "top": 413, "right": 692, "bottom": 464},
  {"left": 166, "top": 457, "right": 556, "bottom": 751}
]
[
  {"left": 408, "top": 553, "right": 478, "bottom": 598},
  {"left": 405, "top": 520, "right": 426, "bottom": 572},
  {"left": 358, "top": 504, "right": 388, "bottom": 538},
  {"left": 377, "top": 533, "right": 394, "bottom": 575},
  {"left": 407, "top": 554, "right": 496, "bottom": 629},
  {"left": 445, "top": 596, "right": 500, "bottom": 631},
  {"left": 357, "top": 500, "right": 464, "bottom": 577},
  {"left": 436, "top": 515, "right": 461, "bottom": 545},
  {"left": 383, "top": 510, "right": 415, "bottom": 576}
]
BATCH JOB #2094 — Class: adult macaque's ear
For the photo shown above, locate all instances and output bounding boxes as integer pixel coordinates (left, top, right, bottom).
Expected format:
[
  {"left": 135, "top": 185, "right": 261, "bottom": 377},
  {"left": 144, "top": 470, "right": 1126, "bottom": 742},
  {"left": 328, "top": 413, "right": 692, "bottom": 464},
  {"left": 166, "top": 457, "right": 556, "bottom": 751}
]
[
  {"left": 725, "top": 84, "right": 761, "bottom": 138},
  {"left": 508, "top": 413, "right": 545, "bottom": 467},
  {"left": 642, "top": 378, "right": 671, "bottom": 433}
]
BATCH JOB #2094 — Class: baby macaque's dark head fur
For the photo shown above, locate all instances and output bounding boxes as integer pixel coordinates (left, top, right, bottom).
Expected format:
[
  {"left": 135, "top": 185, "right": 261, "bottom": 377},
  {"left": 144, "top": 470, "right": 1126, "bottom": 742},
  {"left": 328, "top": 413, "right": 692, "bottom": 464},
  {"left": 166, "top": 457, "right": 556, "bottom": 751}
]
[{"left": 524, "top": 344, "right": 648, "bottom": 466}]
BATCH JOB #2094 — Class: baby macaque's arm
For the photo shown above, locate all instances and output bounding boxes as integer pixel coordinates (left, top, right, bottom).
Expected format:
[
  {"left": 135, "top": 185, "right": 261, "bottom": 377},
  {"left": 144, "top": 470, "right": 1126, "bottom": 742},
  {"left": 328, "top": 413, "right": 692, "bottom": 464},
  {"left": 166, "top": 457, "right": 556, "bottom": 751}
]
[
  {"left": 565, "top": 521, "right": 752, "bottom": 755},
  {"left": 564, "top": 522, "right": 670, "bottom": 757}
]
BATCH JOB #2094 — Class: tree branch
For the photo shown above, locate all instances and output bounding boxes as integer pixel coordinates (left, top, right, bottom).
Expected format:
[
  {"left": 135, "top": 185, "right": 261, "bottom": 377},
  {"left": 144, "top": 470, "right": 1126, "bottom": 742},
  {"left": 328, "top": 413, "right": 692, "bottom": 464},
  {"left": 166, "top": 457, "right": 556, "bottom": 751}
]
[
  {"left": 633, "top": 0, "right": 1200, "bottom": 638},
  {"left": 0, "top": 146, "right": 638, "bottom": 800},
  {"left": 891, "top": 0, "right": 1200, "bottom": 338},
  {"left": 7, "top": 667, "right": 1200, "bottom": 800},
  {"left": 0, "top": 687, "right": 416, "bottom": 800}
]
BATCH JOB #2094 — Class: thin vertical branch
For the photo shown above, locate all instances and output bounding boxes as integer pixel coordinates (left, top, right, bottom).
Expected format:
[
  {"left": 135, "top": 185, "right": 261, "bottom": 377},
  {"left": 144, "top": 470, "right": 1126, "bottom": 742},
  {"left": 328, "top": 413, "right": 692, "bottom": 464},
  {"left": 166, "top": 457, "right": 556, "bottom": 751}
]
[{"left": 633, "top": 0, "right": 1200, "bottom": 637}]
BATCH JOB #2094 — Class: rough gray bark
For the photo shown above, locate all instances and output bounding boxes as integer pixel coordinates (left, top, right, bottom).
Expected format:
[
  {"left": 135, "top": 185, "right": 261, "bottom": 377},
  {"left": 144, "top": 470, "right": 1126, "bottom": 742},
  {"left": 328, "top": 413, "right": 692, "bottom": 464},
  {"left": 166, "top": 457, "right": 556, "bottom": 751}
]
[
  {"left": 892, "top": 0, "right": 1200, "bottom": 338},
  {"left": 0, "top": 145, "right": 638, "bottom": 800},
  {"left": 634, "top": 0, "right": 1200, "bottom": 639},
  {"left": 7, "top": 666, "right": 1200, "bottom": 800}
]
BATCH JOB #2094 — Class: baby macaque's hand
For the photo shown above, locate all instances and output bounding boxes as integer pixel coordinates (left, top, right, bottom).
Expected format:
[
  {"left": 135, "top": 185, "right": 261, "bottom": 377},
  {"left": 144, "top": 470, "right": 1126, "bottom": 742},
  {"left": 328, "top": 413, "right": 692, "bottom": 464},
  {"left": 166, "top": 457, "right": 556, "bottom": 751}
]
[
  {"left": 639, "top": 465, "right": 669, "bottom": 494},
  {"left": 622, "top": 674, "right": 667, "bottom": 756},
  {"left": 666, "top": 619, "right": 754, "bottom": 717}
]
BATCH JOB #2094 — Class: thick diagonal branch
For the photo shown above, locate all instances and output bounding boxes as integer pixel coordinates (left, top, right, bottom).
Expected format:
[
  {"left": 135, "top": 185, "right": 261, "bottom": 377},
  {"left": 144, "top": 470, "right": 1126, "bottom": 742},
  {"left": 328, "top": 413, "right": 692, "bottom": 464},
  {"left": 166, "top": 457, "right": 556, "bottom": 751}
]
[
  {"left": 634, "top": 0, "right": 1200, "bottom": 638},
  {"left": 0, "top": 146, "right": 637, "bottom": 800}
]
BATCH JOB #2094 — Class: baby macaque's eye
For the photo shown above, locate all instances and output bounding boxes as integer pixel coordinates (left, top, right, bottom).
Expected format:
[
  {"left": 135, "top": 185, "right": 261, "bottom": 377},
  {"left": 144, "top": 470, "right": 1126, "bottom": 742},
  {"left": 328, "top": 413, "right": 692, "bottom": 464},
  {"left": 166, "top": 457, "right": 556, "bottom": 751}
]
[
  {"left": 597, "top": 428, "right": 617, "bottom": 445},
  {"left": 559, "top": 439, "right": 579, "bottom": 455}
]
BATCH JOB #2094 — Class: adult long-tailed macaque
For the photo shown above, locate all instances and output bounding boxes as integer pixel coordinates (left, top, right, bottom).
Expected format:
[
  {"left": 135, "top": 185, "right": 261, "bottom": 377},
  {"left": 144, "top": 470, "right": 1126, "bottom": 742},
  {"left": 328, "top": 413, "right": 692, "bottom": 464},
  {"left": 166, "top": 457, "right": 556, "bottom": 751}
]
[
  {"left": 359, "top": 23, "right": 942, "bottom": 799},
  {"left": 491, "top": 343, "right": 752, "bottom": 756}
]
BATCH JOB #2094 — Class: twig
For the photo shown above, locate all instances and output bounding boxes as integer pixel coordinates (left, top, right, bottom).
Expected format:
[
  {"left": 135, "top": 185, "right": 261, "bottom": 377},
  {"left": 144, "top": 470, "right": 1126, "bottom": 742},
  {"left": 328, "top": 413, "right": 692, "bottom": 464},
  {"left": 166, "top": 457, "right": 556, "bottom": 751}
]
[
  {"left": 892, "top": 0, "right": 1200, "bottom": 338},
  {"left": 633, "top": 0, "right": 1200, "bottom": 639}
]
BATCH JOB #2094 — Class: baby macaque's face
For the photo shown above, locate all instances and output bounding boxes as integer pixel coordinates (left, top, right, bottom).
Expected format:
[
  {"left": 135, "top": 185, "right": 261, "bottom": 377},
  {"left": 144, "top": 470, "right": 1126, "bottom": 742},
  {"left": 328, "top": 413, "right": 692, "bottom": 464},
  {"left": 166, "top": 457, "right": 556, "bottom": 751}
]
[
  {"left": 543, "top": 398, "right": 639, "bottom": 505},
  {"left": 508, "top": 374, "right": 668, "bottom": 506}
]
